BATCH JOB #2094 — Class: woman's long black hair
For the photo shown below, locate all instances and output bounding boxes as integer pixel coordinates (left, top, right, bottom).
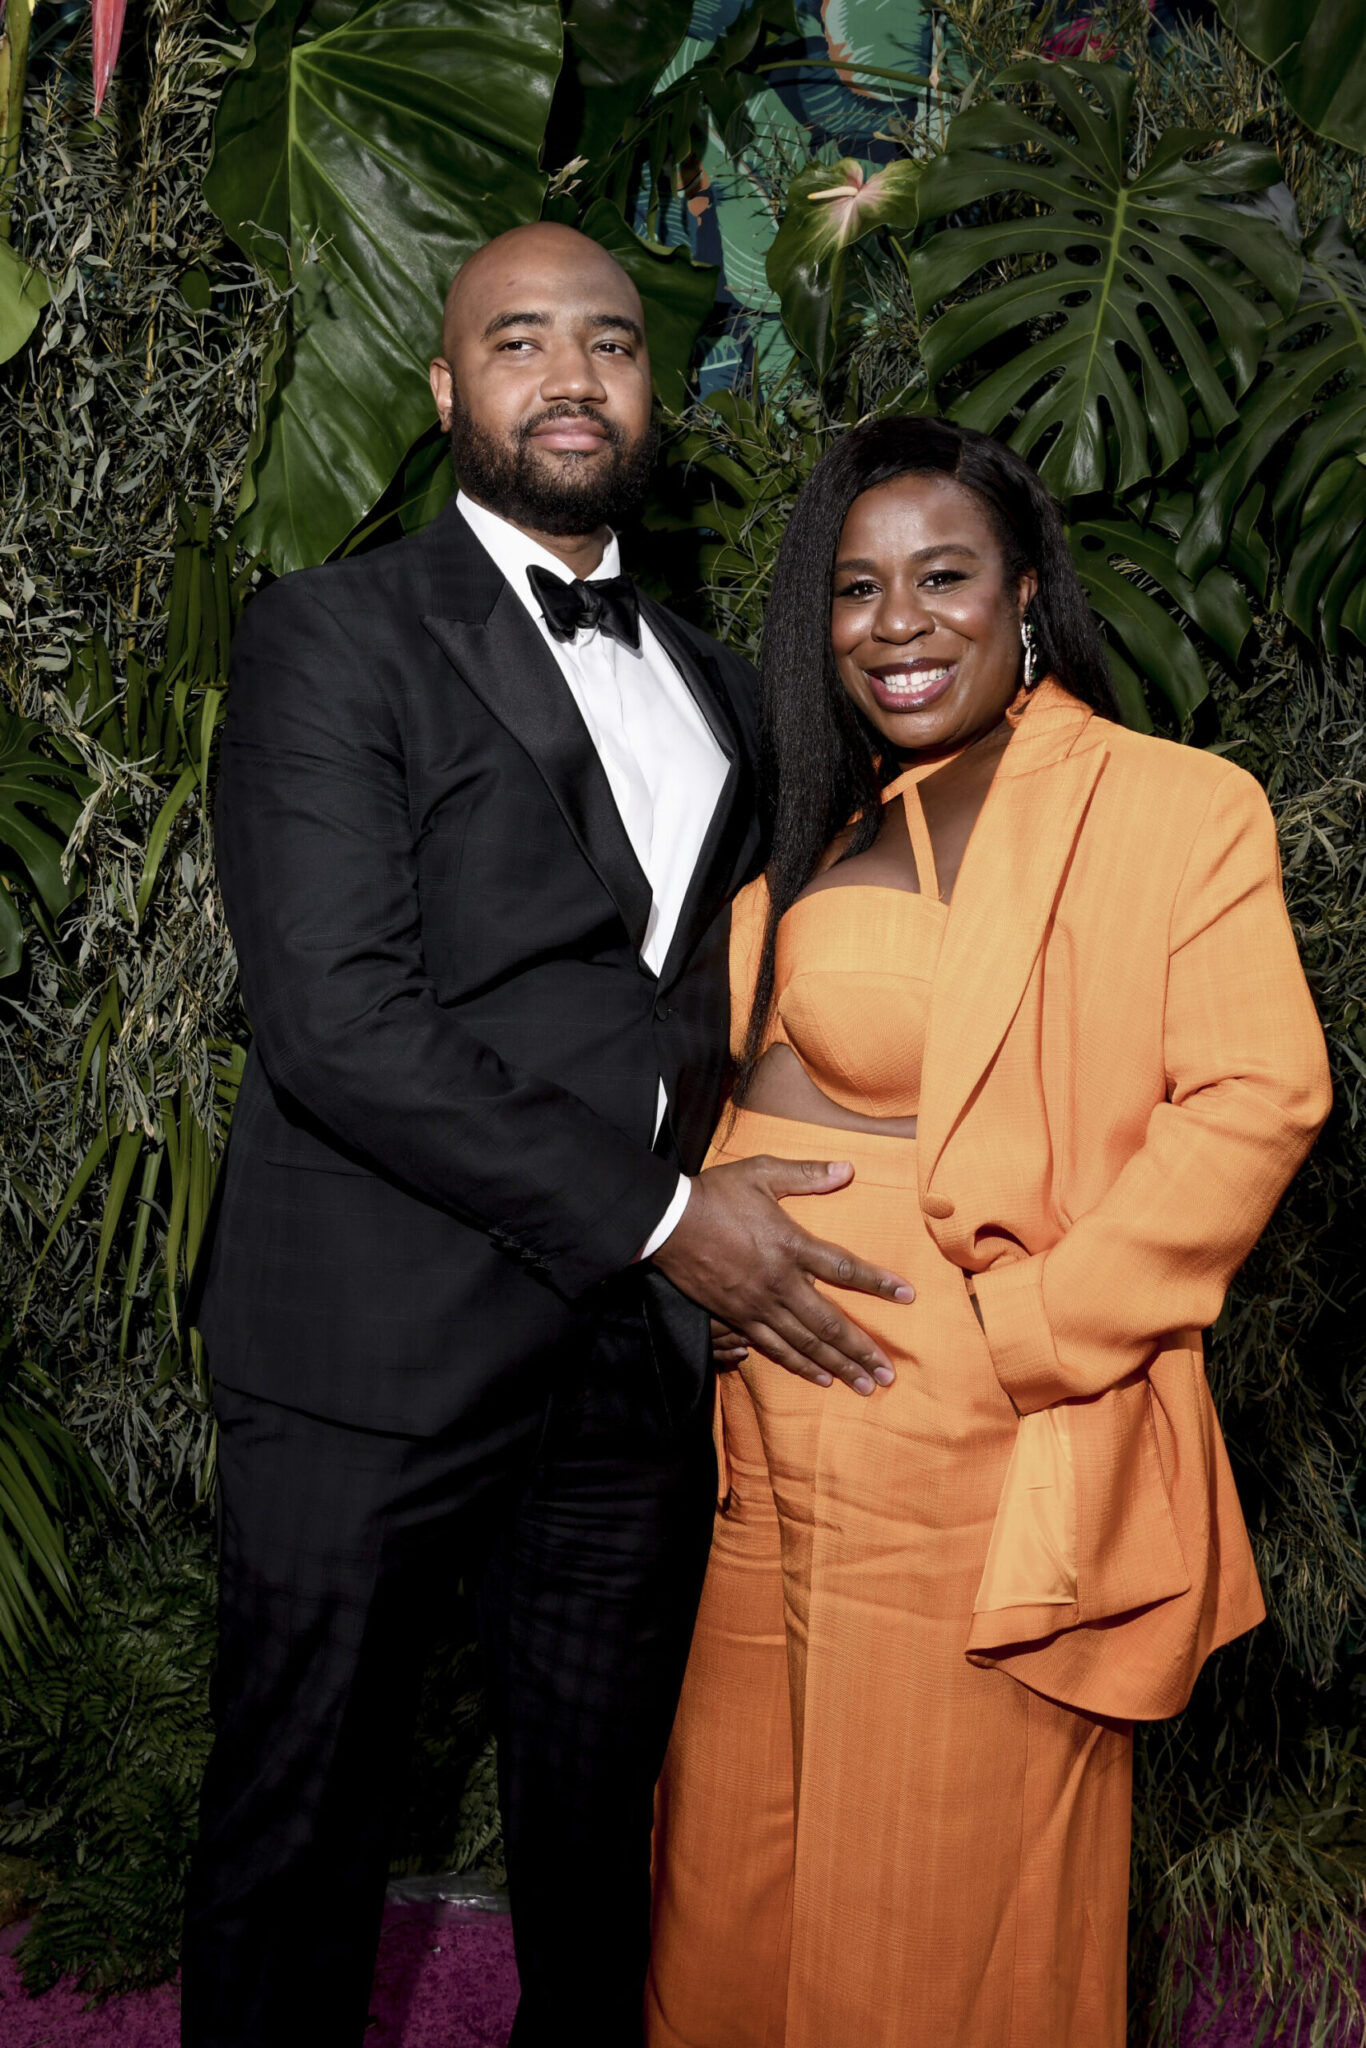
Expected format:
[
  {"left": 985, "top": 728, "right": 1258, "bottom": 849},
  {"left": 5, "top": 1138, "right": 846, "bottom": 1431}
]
[{"left": 736, "top": 415, "right": 1119, "bottom": 1101}]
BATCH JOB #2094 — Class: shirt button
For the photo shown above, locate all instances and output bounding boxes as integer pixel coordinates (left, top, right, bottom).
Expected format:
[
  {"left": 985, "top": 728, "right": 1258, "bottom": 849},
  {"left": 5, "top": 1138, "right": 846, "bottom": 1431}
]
[{"left": 922, "top": 1192, "right": 955, "bottom": 1220}]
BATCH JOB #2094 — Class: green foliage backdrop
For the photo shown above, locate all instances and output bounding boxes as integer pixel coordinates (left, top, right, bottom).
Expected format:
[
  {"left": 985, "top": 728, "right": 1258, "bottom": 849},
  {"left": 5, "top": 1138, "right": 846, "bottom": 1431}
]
[{"left": 0, "top": 0, "right": 1364, "bottom": 2036}]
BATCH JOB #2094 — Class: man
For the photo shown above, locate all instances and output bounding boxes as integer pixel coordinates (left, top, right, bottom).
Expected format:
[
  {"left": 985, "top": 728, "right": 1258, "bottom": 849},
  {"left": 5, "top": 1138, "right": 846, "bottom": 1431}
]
[{"left": 182, "top": 222, "right": 910, "bottom": 2048}]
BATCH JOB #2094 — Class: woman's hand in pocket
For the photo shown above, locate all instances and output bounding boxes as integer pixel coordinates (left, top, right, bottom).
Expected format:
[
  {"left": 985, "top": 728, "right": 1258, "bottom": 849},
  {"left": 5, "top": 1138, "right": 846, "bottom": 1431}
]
[{"left": 711, "top": 1319, "right": 749, "bottom": 1370}]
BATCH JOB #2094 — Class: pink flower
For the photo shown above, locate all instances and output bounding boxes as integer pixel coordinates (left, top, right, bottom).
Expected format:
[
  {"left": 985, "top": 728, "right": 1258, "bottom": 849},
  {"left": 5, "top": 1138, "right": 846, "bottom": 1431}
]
[
  {"left": 1041, "top": 1, "right": 1154, "bottom": 60},
  {"left": 92, "top": 0, "right": 128, "bottom": 114}
]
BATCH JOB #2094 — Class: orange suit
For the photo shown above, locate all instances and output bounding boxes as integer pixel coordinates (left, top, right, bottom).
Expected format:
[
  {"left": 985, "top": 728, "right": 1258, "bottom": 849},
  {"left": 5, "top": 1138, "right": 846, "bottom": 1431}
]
[{"left": 646, "top": 682, "right": 1331, "bottom": 2047}]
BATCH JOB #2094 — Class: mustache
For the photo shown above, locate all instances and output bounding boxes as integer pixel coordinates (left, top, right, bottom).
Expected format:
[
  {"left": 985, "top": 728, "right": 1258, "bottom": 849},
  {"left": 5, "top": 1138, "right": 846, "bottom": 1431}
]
[{"left": 518, "top": 403, "right": 625, "bottom": 450}]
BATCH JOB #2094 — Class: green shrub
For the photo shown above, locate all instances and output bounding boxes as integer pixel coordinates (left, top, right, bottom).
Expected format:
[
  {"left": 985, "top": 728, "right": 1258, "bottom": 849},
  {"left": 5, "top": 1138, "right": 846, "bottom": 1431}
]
[
  {"left": 0, "top": 1517, "right": 501, "bottom": 1996},
  {"left": 0, "top": 1518, "right": 216, "bottom": 1995}
]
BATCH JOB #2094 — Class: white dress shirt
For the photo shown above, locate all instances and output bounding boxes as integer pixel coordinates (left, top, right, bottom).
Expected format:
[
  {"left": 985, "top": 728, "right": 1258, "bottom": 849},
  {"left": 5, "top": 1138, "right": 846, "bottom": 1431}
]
[{"left": 456, "top": 492, "right": 729, "bottom": 1255}]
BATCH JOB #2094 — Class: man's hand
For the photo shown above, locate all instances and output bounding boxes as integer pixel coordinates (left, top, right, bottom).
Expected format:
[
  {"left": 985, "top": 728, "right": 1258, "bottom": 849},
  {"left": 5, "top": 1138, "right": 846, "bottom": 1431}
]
[{"left": 651, "top": 1155, "right": 913, "bottom": 1396}]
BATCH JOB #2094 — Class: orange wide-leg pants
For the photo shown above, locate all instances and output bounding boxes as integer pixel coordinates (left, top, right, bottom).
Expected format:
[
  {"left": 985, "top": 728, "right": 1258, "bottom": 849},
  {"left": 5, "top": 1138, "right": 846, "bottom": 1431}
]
[{"left": 647, "top": 1111, "right": 1133, "bottom": 2048}]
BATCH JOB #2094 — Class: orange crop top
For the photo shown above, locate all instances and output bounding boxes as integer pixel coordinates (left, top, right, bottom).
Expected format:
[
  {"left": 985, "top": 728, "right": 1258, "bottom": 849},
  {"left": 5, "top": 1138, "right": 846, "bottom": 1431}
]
[{"left": 743, "top": 760, "right": 951, "bottom": 1119}]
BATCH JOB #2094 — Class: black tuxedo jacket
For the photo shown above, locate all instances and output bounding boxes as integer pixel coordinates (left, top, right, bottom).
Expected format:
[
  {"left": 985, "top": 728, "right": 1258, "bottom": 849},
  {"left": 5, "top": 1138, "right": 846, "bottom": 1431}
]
[{"left": 193, "top": 500, "right": 760, "bottom": 1435}]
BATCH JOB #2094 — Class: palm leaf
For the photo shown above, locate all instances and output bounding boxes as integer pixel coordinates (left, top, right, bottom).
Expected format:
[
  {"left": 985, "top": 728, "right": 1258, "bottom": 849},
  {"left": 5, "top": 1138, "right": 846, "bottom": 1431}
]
[
  {"left": 910, "top": 59, "right": 1302, "bottom": 501},
  {"left": 0, "top": 1329, "right": 107, "bottom": 1671},
  {"left": 0, "top": 710, "right": 91, "bottom": 975}
]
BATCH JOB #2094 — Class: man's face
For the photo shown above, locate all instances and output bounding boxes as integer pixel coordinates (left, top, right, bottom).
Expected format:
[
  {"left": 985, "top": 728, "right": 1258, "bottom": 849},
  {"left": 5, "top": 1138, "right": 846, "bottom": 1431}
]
[{"left": 430, "top": 227, "right": 657, "bottom": 537}]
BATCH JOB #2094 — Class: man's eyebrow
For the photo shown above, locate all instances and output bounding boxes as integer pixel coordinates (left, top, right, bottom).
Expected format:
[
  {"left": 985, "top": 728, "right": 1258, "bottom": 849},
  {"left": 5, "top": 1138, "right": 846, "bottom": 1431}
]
[
  {"left": 833, "top": 544, "right": 981, "bottom": 572},
  {"left": 481, "top": 310, "right": 646, "bottom": 343},
  {"left": 483, "top": 310, "right": 552, "bottom": 337},
  {"left": 589, "top": 313, "right": 645, "bottom": 343}
]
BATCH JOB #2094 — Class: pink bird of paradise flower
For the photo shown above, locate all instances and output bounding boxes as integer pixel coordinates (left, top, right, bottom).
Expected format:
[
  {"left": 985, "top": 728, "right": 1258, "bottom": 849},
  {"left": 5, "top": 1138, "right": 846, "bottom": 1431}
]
[
  {"left": 91, "top": 0, "right": 127, "bottom": 113},
  {"left": 0, "top": 0, "right": 128, "bottom": 114}
]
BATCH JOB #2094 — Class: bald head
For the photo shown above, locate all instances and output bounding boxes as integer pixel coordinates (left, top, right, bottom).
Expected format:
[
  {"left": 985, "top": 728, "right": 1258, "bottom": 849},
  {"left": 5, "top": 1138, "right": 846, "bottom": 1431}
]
[
  {"left": 441, "top": 222, "right": 644, "bottom": 363},
  {"left": 428, "top": 220, "right": 657, "bottom": 558}
]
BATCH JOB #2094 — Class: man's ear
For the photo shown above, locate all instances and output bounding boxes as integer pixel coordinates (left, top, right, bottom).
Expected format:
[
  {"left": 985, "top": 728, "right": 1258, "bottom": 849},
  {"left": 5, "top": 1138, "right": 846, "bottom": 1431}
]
[{"left": 429, "top": 357, "right": 455, "bottom": 429}]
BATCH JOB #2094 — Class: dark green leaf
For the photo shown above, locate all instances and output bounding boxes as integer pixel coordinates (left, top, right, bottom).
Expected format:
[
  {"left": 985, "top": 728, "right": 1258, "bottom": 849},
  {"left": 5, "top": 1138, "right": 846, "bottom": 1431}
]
[
  {"left": 1216, "top": 0, "right": 1366, "bottom": 152},
  {"left": 397, "top": 427, "right": 456, "bottom": 536},
  {"left": 911, "top": 60, "right": 1302, "bottom": 501},
  {"left": 205, "top": 0, "right": 562, "bottom": 573},
  {"left": 1069, "top": 511, "right": 1249, "bottom": 722},
  {"left": 0, "top": 238, "right": 48, "bottom": 365},
  {"left": 1181, "top": 216, "right": 1366, "bottom": 650},
  {"left": 766, "top": 156, "right": 922, "bottom": 380},
  {"left": 560, "top": 0, "right": 693, "bottom": 164}
]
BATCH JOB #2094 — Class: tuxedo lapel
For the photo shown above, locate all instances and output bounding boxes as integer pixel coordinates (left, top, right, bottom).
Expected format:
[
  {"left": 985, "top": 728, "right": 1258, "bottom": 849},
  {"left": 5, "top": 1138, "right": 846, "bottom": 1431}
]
[
  {"left": 422, "top": 584, "right": 654, "bottom": 954},
  {"left": 642, "top": 598, "right": 756, "bottom": 991},
  {"left": 918, "top": 688, "right": 1109, "bottom": 1188}
]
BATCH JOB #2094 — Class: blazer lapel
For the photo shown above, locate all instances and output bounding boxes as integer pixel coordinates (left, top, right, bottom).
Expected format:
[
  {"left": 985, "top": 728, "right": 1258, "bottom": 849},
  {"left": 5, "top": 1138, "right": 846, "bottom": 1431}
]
[
  {"left": 423, "top": 584, "right": 654, "bottom": 954},
  {"left": 918, "top": 691, "right": 1110, "bottom": 1188},
  {"left": 642, "top": 598, "right": 757, "bottom": 991}
]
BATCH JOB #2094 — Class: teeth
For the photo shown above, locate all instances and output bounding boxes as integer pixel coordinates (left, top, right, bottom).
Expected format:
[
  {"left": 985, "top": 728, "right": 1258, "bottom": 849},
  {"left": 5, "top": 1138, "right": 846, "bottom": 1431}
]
[{"left": 872, "top": 664, "right": 951, "bottom": 693}]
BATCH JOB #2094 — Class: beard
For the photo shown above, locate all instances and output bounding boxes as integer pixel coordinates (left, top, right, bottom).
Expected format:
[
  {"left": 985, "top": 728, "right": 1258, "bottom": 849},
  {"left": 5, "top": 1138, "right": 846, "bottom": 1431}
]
[{"left": 447, "top": 396, "right": 659, "bottom": 536}]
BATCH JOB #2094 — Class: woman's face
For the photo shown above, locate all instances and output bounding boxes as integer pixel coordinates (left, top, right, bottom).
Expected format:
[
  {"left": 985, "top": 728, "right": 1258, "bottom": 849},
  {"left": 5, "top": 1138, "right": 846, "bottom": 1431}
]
[{"left": 830, "top": 472, "right": 1038, "bottom": 755}]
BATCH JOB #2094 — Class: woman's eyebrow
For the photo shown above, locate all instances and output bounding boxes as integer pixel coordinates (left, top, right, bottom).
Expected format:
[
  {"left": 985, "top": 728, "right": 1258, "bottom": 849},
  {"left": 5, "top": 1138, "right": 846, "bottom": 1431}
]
[{"left": 833, "top": 543, "right": 982, "bottom": 573}]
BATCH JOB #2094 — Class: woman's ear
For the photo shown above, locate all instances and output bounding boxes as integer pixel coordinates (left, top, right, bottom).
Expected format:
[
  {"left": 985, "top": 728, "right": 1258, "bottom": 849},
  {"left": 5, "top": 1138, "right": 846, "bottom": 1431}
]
[{"left": 1018, "top": 568, "right": 1040, "bottom": 618}]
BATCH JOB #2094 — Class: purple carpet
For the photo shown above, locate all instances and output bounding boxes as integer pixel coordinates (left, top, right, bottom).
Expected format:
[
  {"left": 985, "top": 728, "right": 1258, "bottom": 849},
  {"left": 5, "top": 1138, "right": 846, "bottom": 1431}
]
[
  {"left": 0, "top": 1907, "right": 1360, "bottom": 2045},
  {"left": 0, "top": 1903, "right": 519, "bottom": 2048}
]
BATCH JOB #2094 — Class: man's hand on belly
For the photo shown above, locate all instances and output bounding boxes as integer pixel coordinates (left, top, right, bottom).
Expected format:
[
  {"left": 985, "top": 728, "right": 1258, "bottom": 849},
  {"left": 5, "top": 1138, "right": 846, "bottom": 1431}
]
[{"left": 650, "top": 1156, "right": 914, "bottom": 1397}]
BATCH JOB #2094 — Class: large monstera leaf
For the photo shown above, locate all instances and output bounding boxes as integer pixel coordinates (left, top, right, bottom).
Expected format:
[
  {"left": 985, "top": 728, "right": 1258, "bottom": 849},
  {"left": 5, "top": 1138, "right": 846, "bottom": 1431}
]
[
  {"left": 1181, "top": 215, "right": 1366, "bottom": 653},
  {"left": 767, "top": 157, "right": 923, "bottom": 380},
  {"left": 205, "top": 0, "right": 561, "bottom": 574},
  {"left": 910, "top": 60, "right": 1302, "bottom": 502},
  {"left": 1217, "top": 1, "right": 1366, "bottom": 154}
]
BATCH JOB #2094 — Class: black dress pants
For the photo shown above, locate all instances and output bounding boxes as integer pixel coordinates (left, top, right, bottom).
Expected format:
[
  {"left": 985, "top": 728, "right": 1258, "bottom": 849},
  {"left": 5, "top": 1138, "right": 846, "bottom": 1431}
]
[{"left": 180, "top": 1296, "right": 715, "bottom": 2048}]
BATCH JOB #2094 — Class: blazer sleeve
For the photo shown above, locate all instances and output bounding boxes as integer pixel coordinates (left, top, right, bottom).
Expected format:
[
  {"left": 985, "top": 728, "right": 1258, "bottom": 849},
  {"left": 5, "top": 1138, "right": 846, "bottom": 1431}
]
[
  {"left": 215, "top": 578, "right": 678, "bottom": 1300},
  {"left": 974, "top": 765, "right": 1332, "bottom": 1414}
]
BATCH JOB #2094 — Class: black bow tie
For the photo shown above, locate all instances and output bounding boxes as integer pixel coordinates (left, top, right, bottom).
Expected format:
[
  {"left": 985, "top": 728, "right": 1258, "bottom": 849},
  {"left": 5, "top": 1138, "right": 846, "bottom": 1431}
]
[{"left": 527, "top": 564, "right": 642, "bottom": 653}]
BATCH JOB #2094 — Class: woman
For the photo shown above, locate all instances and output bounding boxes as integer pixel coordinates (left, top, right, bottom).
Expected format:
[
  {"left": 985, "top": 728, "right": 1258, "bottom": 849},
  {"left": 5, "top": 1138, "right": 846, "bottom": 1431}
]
[{"left": 646, "top": 419, "right": 1331, "bottom": 2048}]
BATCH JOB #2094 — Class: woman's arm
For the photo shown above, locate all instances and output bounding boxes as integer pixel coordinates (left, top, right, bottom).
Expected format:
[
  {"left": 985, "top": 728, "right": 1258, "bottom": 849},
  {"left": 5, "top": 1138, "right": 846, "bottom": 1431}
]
[{"left": 973, "top": 766, "right": 1332, "bottom": 1414}]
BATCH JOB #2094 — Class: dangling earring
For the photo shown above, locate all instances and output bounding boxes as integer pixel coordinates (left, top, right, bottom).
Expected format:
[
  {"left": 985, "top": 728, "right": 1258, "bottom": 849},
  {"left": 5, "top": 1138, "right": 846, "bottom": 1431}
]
[{"left": 1020, "top": 614, "right": 1039, "bottom": 690}]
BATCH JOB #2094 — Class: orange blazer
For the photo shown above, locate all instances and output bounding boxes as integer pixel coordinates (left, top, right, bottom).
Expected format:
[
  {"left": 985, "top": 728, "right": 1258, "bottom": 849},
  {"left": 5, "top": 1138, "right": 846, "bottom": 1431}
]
[{"left": 735, "top": 680, "right": 1331, "bottom": 1721}]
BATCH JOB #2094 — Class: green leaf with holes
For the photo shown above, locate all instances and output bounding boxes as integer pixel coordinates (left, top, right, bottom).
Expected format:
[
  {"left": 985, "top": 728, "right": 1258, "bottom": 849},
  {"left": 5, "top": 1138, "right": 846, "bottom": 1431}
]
[{"left": 910, "top": 59, "right": 1301, "bottom": 502}]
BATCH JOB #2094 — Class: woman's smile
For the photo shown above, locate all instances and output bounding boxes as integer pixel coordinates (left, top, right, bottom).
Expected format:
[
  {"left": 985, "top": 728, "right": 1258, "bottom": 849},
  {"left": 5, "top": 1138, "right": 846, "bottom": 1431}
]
[{"left": 861, "top": 658, "right": 959, "bottom": 713}]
